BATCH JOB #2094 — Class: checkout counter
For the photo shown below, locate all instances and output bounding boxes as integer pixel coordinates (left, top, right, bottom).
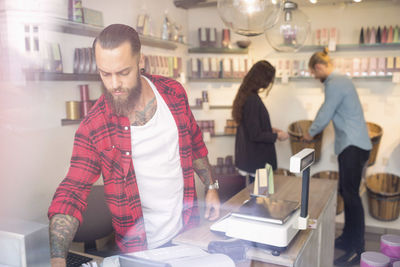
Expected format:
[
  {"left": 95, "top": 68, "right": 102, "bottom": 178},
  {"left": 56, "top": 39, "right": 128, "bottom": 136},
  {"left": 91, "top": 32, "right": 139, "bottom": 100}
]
[
  {"left": 172, "top": 174, "right": 337, "bottom": 267},
  {"left": 68, "top": 172, "right": 337, "bottom": 267},
  {"left": 0, "top": 148, "right": 337, "bottom": 267}
]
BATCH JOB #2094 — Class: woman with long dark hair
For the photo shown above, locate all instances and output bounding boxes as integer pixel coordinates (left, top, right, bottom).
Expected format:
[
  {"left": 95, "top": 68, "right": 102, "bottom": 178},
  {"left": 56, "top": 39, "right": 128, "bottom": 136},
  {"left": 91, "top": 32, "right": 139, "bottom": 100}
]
[{"left": 232, "top": 60, "right": 288, "bottom": 182}]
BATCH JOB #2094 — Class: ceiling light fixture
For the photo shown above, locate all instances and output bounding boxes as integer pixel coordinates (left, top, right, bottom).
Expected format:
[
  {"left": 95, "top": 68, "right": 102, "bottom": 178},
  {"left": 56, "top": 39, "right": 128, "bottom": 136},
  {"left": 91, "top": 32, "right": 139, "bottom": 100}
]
[
  {"left": 217, "top": 0, "right": 283, "bottom": 36},
  {"left": 265, "top": 0, "right": 311, "bottom": 52},
  {"left": 309, "top": 0, "right": 317, "bottom": 3}
]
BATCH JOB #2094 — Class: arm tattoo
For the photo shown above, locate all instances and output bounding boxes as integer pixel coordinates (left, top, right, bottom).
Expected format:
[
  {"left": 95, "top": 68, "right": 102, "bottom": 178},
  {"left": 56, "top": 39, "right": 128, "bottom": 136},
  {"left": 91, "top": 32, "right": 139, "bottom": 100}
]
[
  {"left": 193, "top": 156, "right": 214, "bottom": 185},
  {"left": 49, "top": 214, "right": 79, "bottom": 258},
  {"left": 132, "top": 97, "right": 157, "bottom": 126}
]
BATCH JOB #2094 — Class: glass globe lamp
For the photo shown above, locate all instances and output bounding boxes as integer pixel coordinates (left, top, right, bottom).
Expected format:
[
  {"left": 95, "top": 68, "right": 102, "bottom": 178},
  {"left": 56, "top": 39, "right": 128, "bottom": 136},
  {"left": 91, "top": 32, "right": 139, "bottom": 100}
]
[
  {"left": 265, "top": 1, "right": 311, "bottom": 52},
  {"left": 217, "top": 0, "right": 283, "bottom": 37}
]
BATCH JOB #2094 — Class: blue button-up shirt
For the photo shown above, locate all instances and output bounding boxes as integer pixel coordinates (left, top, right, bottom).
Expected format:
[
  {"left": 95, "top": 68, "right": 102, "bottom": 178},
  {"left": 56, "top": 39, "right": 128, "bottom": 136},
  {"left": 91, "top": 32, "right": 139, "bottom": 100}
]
[{"left": 308, "top": 72, "right": 372, "bottom": 155}]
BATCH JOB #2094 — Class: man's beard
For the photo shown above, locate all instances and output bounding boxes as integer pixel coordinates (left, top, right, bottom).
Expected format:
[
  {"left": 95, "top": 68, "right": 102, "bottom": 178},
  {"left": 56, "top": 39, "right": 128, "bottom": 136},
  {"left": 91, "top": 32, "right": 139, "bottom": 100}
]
[{"left": 103, "top": 76, "right": 142, "bottom": 117}]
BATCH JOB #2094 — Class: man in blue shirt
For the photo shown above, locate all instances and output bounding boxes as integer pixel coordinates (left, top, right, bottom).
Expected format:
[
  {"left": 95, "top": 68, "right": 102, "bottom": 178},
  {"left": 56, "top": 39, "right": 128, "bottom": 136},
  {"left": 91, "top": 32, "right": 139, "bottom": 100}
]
[{"left": 304, "top": 48, "right": 372, "bottom": 266}]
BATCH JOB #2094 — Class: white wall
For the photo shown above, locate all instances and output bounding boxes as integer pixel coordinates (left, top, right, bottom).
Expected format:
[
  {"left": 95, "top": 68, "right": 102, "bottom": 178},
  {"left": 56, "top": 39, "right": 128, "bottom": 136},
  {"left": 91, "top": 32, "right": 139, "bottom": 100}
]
[
  {"left": 187, "top": 2, "right": 400, "bottom": 179},
  {"left": 0, "top": 0, "right": 188, "bottom": 223}
]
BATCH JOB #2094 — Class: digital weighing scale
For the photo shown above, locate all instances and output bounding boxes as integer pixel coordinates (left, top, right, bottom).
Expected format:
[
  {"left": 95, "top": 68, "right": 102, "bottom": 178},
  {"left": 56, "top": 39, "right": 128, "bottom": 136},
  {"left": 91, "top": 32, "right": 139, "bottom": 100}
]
[{"left": 210, "top": 148, "right": 315, "bottom": 255}]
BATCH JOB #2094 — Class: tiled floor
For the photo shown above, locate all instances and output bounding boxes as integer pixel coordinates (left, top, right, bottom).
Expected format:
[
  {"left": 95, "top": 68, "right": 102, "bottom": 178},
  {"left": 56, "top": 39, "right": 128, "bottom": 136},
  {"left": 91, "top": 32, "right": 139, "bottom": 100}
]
[{"left": 333, "top": 229, "right": 381, "bottom": 267}]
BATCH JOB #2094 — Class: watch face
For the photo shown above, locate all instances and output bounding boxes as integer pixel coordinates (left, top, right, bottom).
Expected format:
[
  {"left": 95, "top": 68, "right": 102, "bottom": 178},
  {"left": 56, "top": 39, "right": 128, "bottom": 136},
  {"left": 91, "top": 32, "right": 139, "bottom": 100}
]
[{"left": 209, "top": 180, "right": 219, "bottom": 190}]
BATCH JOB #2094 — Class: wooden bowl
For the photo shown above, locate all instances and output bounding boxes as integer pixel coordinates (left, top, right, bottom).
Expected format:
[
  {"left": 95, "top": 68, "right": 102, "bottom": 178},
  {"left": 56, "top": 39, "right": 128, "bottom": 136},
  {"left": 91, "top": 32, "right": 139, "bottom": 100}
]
[{"left": 236, "top": 40, "right": 251, "bottom": 49}]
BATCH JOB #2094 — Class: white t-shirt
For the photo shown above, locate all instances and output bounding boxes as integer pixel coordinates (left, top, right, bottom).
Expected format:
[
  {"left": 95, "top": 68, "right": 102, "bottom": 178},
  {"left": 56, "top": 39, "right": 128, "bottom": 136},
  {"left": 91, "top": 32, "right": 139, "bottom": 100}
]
[{"left": 131, "top": 76, "right": 183, "bottom": 249}]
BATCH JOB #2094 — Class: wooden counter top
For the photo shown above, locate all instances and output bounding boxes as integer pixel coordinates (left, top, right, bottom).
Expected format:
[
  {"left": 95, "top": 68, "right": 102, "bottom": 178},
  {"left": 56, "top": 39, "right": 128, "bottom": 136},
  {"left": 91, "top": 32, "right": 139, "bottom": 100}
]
[{"left": 173, "top": 175, "right": 337, "bottom": 266}]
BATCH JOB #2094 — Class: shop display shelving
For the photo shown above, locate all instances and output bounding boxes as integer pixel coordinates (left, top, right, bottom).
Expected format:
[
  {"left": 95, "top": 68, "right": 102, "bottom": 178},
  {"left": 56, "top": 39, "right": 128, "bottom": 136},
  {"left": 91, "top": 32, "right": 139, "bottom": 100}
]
[
  {"left": 25, "top": 72, "right": 101, "bottom": 82},
  {"left": 45, "top": 18, "right": 182, "bottom": 50},
  {"left": 190, "top": 105, "right": 232, "bottom": 110},
  {"left": 35, "top": 18, "right": 188, "bottom": 126},
  {"left": 296, "top": 43, "right": 400, "bottom": 53},
  {"left": 188, "top": 47, "right": 248, "bottom": 54},
  {"left": 61, "top": 119, "right": 83, "bottom": 126},
  {"left": 214, "top": 133, "right": 235, "bottom": 137},
  {"left": 26, "top": 19, "right": 185, "bottom": 84},
  {"left": 274, "top": 75, "right": 394, "bottom": 83},
  {"left": 188, "top": 77, "right": 243, "bottom": 83}
]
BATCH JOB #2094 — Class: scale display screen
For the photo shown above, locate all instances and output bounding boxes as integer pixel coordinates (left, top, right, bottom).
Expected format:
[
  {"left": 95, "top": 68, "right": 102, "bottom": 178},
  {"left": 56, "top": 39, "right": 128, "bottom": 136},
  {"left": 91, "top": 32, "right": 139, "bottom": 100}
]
[
  {"left": 300, "top": 152, "right": 315, "bottom": 171},
  {"left": 290, "top": 148, "right": 315, "bottom": 173}
]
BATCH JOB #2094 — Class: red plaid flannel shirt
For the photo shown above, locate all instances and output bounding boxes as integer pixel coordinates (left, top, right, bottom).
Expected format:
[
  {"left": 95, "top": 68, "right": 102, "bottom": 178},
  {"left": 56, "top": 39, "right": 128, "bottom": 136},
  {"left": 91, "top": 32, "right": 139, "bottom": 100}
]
[{"left": 48, "top": 74, "right": 207, "bottom": 252}]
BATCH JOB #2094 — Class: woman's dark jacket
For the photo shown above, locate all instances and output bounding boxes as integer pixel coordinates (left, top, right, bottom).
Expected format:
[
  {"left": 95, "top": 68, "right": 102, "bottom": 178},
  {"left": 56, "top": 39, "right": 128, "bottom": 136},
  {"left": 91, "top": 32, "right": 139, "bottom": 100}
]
[{"left": 235, "top": 93, "right": 277, "bottom": 174}]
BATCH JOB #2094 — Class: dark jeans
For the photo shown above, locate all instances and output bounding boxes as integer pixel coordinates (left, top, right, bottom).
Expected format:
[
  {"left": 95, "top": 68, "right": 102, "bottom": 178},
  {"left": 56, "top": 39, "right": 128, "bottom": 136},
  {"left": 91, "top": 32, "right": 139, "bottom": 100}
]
[{"left": 338, "top": 145, "right": 370, "bottom": 251}]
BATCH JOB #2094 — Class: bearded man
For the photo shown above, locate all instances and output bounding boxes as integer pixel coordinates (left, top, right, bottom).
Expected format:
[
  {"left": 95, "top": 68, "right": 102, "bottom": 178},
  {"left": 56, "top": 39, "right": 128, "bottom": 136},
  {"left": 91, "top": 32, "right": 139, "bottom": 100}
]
[{"left": 48, "top": 24, "right": 220, "bottom": 267}]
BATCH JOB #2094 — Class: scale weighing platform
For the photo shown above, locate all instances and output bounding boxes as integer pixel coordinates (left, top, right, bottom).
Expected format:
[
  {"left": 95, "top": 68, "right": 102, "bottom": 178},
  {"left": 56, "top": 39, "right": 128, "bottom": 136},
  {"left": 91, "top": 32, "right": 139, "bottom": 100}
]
[{"left": 210, "top": 148, "right": 315, "bottom": 255}]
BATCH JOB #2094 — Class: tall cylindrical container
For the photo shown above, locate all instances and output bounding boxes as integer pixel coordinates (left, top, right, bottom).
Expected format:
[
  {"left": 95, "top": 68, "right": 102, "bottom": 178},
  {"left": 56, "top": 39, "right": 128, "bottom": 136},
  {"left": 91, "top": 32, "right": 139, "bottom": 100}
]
[
  {"left": 79, "top": 84, "right": 90, "bottom": 102},
  {"left": 80, "top": 101, "right": 93, "bottom": 118}
]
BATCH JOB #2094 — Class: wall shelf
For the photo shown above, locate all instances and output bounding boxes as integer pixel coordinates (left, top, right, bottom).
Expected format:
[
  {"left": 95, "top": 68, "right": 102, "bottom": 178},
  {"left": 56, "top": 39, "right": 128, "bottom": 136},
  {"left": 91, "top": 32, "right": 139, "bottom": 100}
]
[
  {"left": 213, "top": 133, "right": 235, "bottom": 137},
  {"left": 140, "top": 35, "right": 180, "bottom": 50},
  {"left": 189, "top": 77, "right": 242, "bottom": 83},
  {"left": 45, "top": 19, "right": 102, "bottom": 37},
  {"left": 174, "top": 0, "right": 217, "bottom": 9},
  {"left": 25, "top": 72, "right": 101, "bottom": 82},
  {"left": 188, "top": 47, "right": 248, "bottom": 54},
  {"left": 296, "top": 43, "right": 400, "bottom": 53},
  {"left": 190, "top": 105, "right": 232, "bottom": 110},
  {"left": 46, "top": 18, "right": 182, "bottom": 50},
  {"left": 61, "top": 119, "right": 82, "bottom": 126},
  {"left": 275, "top": 75, "right": 394, "bottom": 82}
]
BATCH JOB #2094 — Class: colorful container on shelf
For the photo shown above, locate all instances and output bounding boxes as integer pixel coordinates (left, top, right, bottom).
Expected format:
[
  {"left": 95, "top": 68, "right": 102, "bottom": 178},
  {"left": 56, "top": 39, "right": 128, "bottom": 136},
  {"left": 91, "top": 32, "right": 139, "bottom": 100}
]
[
  {"left": 361, "top": 251, "right": 390, "bottom": 267},
  {"left": 381, "top": 234, "right": 400, "bottom": 264},
  {"left": 360, "top": 25, "right": 400, "bottom": 44}
]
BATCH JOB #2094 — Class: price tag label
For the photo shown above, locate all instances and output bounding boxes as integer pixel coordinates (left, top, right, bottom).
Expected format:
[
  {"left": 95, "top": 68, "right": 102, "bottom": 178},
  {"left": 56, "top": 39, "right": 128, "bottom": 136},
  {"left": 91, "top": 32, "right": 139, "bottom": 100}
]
[
  {"left": 202, "top": 102, "right": 210, "bottom": 111},
  {"left": 328, "top": 39, "right": 336, "bottom": 52},
  {"left": 203, "top": 131, "right": 211, "bottom": 143},
  {"left": 282, "top": 73, "right": 289, "bottom": 84},
  {"left": 211, "top": 58, "right": 217, "bottom": 72},
  {"left": 393, "top": 72, "right": 400, "bottom": 83},
  {"left": 192, "top": 58, "right": 198, "bottom": 72},
  {"left": 203, "top": 58, "right": 210, "bottom": 72},
  {"left": 179, "top": 72, "right": 186, "bottom": 84}
]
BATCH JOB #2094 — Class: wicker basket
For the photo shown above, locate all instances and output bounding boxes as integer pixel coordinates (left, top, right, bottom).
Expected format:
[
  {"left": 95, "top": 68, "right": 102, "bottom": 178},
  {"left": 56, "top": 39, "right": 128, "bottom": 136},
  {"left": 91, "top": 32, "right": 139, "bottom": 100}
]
[
  {"left": 366, "top": 122, "right": 383, "bottom": 166},
  {"left": 274, "top": 168, "right": 295, "bottom": 177},
  {"left": 288, "top": 120, "right": 323, "bottom": 162},
  {"left": 366, "top": 173, "right": 400, "bottom": 221},
  {"left": 312, "top": 171, "right": 344, "bottom": 215}
]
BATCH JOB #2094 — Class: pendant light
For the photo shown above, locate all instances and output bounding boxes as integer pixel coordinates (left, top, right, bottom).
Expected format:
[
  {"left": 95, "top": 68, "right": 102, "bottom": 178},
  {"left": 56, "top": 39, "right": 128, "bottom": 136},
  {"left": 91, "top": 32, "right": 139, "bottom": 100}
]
[
  {"left": 265, "top": 0, "right": 311, "bottom": 52},
  {"left": 217, "top": 0, "right": 283, "bottom": 37}
]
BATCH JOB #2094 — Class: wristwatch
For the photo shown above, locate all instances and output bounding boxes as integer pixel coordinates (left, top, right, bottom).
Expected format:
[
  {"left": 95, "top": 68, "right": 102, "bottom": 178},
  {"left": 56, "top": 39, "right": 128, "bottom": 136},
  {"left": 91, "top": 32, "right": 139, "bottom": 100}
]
[{"left": 208, "top": 180, "right": 219, "bottom": 190}]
